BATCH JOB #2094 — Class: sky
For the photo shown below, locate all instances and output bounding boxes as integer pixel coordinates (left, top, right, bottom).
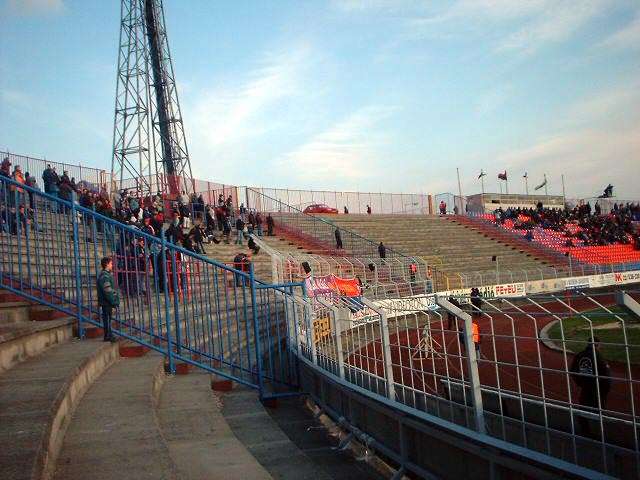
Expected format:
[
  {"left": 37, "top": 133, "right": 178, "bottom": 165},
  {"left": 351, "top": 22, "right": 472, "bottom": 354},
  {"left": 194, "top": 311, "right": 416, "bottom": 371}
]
[{"left": 1, "top": 0, "right": 639, "bottom": 199}]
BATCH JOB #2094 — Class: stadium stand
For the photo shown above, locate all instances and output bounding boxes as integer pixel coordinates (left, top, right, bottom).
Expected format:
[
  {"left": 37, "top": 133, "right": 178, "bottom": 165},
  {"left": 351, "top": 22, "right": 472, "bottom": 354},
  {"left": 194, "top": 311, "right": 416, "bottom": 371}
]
[
  {"left": 483, "top": 203, "right": 640, "bottom": 267},
  {"left": 320, "top": 214, "right": 559, "bottom": 287}
]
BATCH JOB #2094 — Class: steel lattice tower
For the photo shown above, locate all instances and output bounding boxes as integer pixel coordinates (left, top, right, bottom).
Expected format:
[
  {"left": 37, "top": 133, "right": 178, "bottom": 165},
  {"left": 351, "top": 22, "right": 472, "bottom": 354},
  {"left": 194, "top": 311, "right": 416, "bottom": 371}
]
[{"left": 111, "top": 0, "right": 193, "bottom": 197}]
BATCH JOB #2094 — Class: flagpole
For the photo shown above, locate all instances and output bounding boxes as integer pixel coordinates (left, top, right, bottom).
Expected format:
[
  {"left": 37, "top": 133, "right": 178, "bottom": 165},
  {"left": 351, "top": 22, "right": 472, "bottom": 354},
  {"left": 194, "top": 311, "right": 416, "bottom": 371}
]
[
  {"left": 561, "top": 174, "right": 566, "bottom": 205},
  {"left": 480, "top": 175, "right": 485, "bottom": 194},
  {"left": 456, "top": 167, "right": 463, "bottom": 213},
  {"left": 505, "top": 176, "right": 509, "bottom": 194},
  {"left": 524, "top": 175, "right": 529, "bottom": 195},
  {"left": 544, "top": 173, "right": 548, "bottom": 197}
]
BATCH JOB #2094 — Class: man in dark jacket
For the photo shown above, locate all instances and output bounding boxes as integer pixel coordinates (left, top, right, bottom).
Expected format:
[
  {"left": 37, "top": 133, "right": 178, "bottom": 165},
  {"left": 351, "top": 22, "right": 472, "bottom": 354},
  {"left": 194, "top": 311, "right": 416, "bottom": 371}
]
[
  {"left": 335, "top": 228, "right": 343, "bottom": 249},
  {"left": 570, "top": 337, "right": 611, "bottom": 435},
  {"left": 235, "top": 216, "right": 245, "bottom": 245},
  {"left": 42, "top": 164, "right": 54, "bottom": 194},
  {"left": 470, "top": 287, "right": 482, "bottom": 316},
  {"left": 378, "top": 242, "right": 386, "bottom": 259},
  {"left": 571, "top": 337, "right": 611, "bottom": 410},
  {"left": 266, "top": 213, "right": 274, "bottom": 236},
  {"left": 97, "top": 257, "right": 119, "bottom": 342}
]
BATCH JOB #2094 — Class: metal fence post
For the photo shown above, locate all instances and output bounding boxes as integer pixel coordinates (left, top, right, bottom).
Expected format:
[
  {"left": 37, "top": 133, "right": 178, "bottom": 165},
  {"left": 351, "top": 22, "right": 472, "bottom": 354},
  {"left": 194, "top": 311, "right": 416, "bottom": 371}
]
[
  {"left": 436, "top": 296, "right": 485, "bottom": 433},
  {"left": 333, "top": 306, "right": 346, "bottom": 379},
  {"left": 364, "top": 298, "right": 395, "bottom": 401},
  {"left": 170, "top": 249, "right": 182, "bottom": 355},
  {"left": 70, "top": 191, "right": 84, "bottom": 339},
  {"left": 161, "top": 231, "right": 175, "bottom": 373},
  {"left": 249, "top": 264, "right": 265, "bottom": 398}
]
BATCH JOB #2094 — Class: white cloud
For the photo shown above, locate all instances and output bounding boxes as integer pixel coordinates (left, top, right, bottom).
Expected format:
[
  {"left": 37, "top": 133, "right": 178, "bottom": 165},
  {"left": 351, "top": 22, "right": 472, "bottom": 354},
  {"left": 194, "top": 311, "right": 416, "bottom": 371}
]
[
  {"left": 495, "top": 127, "right": 640, "bottom": 198},
  {"left": 278, "top": 105, "right": 395, "bottom": 186},
  {"left": 406, "top": 0, "right": 609, "bottom": 55},
  {"left": 5, "top": 0, "right": 64, "bottom": 15},
  {"left": 496, "top": 0, "right": 608, "bottom": 55},
  {"left": 188, "top": 45, "right": 311, "bottom": 150},
  {"left": 475, "top": 84, "right": 513, "bottom": 115},
  {"left": 332, "top": 0, "right": 425, "bottom": 13},
  {"left": 0, "top": 89, "right": 33, "bottom": 109},
  {"left": 565, "top": 80, "right": 640, "bottom": 125},
  {"left": 599, "top": 14, "right": 640, "bottom": 51}
]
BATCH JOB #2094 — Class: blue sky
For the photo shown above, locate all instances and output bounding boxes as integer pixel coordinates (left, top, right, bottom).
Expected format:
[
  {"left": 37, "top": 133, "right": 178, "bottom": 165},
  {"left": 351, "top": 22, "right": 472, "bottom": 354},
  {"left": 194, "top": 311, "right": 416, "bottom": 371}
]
[{"left": 1, "top": 0, "right": 639, "bottom": 199}]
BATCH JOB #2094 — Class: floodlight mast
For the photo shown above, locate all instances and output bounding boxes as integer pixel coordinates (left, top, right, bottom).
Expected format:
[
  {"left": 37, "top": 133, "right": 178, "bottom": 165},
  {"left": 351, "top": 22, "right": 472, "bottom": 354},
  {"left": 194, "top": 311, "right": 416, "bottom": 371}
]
[{"left": 111, "top": 0, "right": 193, "bottom": 198}]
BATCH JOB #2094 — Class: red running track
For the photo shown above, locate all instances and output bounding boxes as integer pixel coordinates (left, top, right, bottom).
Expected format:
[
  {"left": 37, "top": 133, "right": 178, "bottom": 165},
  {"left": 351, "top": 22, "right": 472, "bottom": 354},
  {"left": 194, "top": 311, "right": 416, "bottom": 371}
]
[{"left": 349, "top": 293, "right": 640, "bottom": 417}]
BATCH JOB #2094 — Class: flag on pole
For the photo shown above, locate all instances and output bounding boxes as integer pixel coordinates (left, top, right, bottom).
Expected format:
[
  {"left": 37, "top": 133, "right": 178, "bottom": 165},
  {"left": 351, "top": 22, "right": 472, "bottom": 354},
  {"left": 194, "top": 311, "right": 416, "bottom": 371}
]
[
  {"left": 478, "top": 170, "right": 486, "bottom": 179},
  {"left": 498, "top": 171, "right": 507, "bottom": 181},
  {"left": 534, "top": 177, "right": 547, "bottom": 190},
  {"left": 523, "top": 172, "right": 528, "bottom": 178}
]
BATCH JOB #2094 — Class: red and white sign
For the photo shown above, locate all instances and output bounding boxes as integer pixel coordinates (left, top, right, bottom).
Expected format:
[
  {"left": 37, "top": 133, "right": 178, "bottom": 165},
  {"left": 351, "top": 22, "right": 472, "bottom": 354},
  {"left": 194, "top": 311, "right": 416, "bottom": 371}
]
[
  {"left": 614, "top": 270, "right": 640, "bottom": 285},
  {"left": 494, "top": 282, "right": 526, "bottom": 298}
]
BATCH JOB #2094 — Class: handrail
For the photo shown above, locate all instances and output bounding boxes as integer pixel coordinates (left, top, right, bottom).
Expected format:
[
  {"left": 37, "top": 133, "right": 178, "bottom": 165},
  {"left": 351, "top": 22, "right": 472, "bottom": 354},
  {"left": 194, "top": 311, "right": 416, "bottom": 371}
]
[{"left": 246, "top": 187, "right": 411, "bottom": 259}]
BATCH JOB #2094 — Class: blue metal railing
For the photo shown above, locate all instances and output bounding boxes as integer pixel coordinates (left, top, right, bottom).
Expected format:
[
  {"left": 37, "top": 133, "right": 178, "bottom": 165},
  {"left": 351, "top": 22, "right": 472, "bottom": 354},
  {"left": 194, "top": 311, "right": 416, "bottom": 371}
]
[{"left": 0, "top": 175, "right": 303, "bottom": 399}]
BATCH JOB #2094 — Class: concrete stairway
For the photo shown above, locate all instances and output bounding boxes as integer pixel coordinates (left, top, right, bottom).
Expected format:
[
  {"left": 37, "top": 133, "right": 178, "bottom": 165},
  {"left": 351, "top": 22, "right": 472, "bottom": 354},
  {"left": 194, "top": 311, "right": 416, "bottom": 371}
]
[
  {"left": 0, "top": 339, "right": 118, "bottom": 480},
  {"left": 221, "top": 386, "right": 385, "bottom": 480}
]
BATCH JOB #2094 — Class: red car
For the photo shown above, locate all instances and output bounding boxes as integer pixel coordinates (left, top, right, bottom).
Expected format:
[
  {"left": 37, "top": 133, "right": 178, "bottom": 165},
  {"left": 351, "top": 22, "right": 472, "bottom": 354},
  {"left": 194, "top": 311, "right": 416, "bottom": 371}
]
[{"left": 303, "top": 203, "right": 339, "bottom": 214}]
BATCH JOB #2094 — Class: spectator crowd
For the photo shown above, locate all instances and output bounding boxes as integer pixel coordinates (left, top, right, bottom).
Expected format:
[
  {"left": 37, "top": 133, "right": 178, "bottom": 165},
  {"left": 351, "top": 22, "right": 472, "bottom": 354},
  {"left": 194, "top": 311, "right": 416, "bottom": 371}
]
[{"left": 494, "top": 200, "right": 640, "bottom": 249}]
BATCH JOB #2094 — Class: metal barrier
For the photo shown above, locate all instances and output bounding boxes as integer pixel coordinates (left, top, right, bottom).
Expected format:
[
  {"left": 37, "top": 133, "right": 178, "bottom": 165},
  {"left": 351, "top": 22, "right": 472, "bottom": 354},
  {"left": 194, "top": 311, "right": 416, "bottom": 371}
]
[
  {"left": 1, "top": 150, "right": 107, "bottom": 191},
  {"left": 0, "top": 174, "right": 301, "bottom": 399},
  {"left": 249, "top": 234, "right": 433, "bottom": 298},
  {"left": 298, "top": 289, "right": 640, "bottom": 477},
  {"left": 248, "top": 186, "right": 431, "bottom": 215}
]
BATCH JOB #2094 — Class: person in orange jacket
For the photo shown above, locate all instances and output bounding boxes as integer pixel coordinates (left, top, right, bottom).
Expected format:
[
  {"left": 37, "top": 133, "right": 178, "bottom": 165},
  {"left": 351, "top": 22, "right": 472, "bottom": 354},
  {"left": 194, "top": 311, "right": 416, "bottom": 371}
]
[
  {"left": 459, "top": 319, "right": 481, "bottom": 356},
  {"left": 11, "top": 165, "right": 25, "bottom": 193}
]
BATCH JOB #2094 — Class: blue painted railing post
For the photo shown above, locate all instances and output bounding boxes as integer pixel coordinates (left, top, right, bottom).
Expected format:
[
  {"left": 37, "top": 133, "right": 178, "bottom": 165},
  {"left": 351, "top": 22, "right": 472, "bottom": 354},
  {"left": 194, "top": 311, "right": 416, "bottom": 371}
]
[
  {"left": 70, "top": 191, "right": 84, "bottom": 339},
  {"left": 249, "top": 264, "right": 265, "bottom": 399},
  {"left": 170, "top": 249, "right": 182, "bottom": 355},
  {"left": 161, "top": 230, "right": 175, "bottom": 373}
]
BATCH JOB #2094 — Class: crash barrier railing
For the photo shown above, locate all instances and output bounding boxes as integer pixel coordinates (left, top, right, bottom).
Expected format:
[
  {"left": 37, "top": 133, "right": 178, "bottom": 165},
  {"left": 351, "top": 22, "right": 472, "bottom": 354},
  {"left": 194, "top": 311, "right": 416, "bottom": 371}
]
[
  {"left": 0, "top": 150, "right": 107, "bottom": 192},
  {"left": 0, "top": 175, "right": 303, "bottom": 399},
  {"left": 245, "top": 187, "right": 436, "bottom": 284},
  {"left": 299, "top": 289, "right": 640, "bottom": 478},
  {"left": 249, "top": 234, "right": 433, "bottom": 298},
  {"left": 434, "top": 192, "right": 467, "bottom": 214},
  {"left": 454, "top": 262, "right": 640, "bottom": 291},
  {"left": 247, "top": 186, "right": 431, "bottom": 215}
]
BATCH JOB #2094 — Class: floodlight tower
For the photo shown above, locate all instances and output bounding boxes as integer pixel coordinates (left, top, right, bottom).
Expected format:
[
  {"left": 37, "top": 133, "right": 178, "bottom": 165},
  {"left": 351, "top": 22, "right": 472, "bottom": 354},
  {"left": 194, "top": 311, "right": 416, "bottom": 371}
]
[{"left": 111, "top": 0, "right": 193, "bottom": 197}]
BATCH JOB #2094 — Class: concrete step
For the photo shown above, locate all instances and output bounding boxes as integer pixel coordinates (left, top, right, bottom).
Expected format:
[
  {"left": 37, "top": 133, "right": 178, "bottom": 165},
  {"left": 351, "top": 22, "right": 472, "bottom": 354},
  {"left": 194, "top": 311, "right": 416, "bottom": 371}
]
[
  {"left": 156, "top": 371, "right": 272, "bottom": 479},
  {"left": 0, "top": 318, "right": 74, "bottom": 374},
  {"left": 53, "top": 354, "right": 173, "bottom": 480},
  {"left": 0, "top": 339, "right": 119, "bottom": 480}
]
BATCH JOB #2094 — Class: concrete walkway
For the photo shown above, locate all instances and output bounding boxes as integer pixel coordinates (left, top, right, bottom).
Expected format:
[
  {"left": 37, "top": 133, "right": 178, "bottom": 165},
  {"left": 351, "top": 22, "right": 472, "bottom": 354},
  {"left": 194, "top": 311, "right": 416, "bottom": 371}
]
[
  {"left": 0, "top": 339, "right": 117, "bottom": 480},
  {"left": 54, "top": 354, "right": 177, "bottom": 480},
  {"left": 157, "top": 371, "right": 272, "bottom": 480}
]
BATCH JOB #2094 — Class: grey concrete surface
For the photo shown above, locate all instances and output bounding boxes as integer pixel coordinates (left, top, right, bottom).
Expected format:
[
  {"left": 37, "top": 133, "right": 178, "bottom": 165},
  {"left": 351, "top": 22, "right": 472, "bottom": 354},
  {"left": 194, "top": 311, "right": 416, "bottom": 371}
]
[
  {"left": 0, "top": 339, "right": 116, "bottom": 480},
  {"left": 157, "top": 371, "right": 272, "bottom": 480},
  {"left": 53, "top": 354, "right": 176, "bottom": 480},
  {"left": 222, "top": 388, "right": 384, "bottom": 480}
]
